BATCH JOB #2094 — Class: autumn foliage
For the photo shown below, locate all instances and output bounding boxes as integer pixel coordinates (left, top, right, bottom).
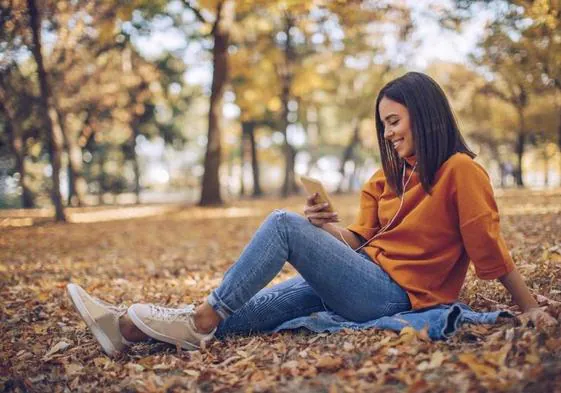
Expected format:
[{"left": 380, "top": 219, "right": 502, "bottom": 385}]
[{"left": 1, "top": 191, "right": 561, "bottom": 392}]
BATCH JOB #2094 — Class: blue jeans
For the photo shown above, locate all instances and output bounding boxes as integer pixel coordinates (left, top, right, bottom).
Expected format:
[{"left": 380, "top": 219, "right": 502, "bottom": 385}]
[{"left": 208, "top": 210, "right": 411, "bottom": 339}]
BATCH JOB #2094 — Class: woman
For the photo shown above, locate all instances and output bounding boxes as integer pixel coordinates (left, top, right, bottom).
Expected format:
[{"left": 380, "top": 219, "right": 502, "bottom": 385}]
[{"left": 67, "top": 72, "right": 555, "bottom": 357}]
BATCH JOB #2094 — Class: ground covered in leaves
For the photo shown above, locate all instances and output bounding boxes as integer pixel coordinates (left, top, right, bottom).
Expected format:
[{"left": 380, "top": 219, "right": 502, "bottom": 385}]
[{"left": 2, "top": 189, "right": 561, "bottom": 393}]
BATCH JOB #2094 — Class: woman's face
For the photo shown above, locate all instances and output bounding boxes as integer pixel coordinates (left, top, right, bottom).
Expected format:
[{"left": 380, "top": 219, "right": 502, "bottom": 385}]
[{"left": 379, "top": 97, "right": 415, "bottom": 158}]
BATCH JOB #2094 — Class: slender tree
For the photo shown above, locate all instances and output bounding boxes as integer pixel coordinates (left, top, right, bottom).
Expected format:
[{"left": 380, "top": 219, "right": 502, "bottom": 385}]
[
  {"left": 27, "top": 0, "right": 65, "bottom": 220},
  {"left": 184, "top": 0, "right": 236, "bottom": 206}
]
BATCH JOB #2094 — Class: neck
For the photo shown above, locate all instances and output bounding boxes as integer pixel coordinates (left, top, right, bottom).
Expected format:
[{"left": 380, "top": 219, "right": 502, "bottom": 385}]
[{"left": 404, "top": 155, "right": 417, "bottom": 167}]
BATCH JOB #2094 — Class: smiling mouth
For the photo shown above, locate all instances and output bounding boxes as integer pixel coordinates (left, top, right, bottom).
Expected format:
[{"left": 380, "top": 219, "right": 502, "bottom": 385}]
[{"left": 392, "top": 138, "right": 404, "bottom": 149}]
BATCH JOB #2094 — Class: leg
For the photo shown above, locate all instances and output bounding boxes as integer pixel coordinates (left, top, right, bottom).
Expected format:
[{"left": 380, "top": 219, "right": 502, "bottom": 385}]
[
  {"left": 206, "top": 210, "right": 409, "bottom": 324},
  {"left": 128, "top": 210, "right": 410, "bottom": 349},
  {"left": 120, "top": 275, "right": 327, "bottom": 342},
  {"left": 215, "top": 275, "right": 328, "bottom": 339}
]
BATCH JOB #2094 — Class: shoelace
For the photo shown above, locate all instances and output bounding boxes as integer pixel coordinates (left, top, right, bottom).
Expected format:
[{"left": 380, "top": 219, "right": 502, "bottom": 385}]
[{"left": 149, "top": 304, "right": 196, "bottom": 323}]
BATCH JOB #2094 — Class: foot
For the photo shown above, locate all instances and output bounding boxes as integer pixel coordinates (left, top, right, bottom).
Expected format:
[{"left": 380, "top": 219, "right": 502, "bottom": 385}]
[
  {"left": 127, "top": 304, "right": 217, "bottom": 350},
  {"left": 67, "top": 283, "right": 130, "bottom": 357}
]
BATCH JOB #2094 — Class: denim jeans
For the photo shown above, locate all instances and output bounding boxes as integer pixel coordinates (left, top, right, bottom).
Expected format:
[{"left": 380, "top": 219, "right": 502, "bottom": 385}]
[{"left": 208, "top": 210, "right": 411, "bottom": 339}]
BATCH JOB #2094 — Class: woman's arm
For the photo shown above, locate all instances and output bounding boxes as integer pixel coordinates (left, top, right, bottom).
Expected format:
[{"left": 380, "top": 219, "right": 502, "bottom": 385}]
[
  {"left": 498, "top": 269, "right": 538, "bottom": 311},
  {"left": 499, "top": 269, "right": 557, "bottom": 327}
]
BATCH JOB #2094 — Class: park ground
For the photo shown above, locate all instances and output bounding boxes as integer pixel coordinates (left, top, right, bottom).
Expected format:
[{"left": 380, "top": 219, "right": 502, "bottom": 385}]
[{"left": 1, "top": 189, "right": 561, "bottom": 393}]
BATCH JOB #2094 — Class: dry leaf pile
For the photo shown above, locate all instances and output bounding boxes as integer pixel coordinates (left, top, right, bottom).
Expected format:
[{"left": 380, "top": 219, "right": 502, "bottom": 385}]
[{"left": 1, "top": 191, "right": 561, "bottom": 392}]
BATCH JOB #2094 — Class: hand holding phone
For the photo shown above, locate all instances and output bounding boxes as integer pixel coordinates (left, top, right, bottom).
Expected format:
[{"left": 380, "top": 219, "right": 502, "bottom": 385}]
[{"left": 300, "top": 175, "right": 339, "bottom": 226}]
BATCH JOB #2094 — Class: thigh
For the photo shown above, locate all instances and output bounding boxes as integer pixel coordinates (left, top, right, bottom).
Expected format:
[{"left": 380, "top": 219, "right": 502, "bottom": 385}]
[
  {"left": 215, "top": 275, "right": 326, "bottom": 339},
  {"left": 278, "top": 211, "right": 411, "bottom": 322}
]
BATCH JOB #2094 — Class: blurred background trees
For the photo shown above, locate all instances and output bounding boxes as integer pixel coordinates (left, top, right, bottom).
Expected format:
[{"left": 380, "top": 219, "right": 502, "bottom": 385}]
[{"left": 0, "top": 0, "right": 560, "bottom": 220}]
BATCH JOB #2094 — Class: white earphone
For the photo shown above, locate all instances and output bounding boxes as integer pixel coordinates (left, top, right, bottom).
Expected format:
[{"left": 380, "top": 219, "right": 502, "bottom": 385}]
[{"left": 339, "top": 161, "right": 417, "bottom": 252}]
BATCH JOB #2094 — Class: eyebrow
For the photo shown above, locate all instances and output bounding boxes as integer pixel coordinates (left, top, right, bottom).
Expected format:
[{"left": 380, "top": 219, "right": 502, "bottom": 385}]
[{"left": 383, "top": 113, "right": 399, "bottom": 122}]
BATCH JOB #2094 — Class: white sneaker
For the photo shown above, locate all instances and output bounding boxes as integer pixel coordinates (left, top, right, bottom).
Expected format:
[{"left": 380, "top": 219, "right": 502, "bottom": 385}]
[
  {"left": 67, "top": 283, "right": 130, "bottom": 357},
  {"left": 127, "top": 304, "right": 216, "bottom": 350}
]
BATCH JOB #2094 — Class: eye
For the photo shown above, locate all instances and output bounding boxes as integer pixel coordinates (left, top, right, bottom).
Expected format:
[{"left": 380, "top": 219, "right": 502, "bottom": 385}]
[{"left": 389, "top": 120, "right": 399, "bottom": 127}]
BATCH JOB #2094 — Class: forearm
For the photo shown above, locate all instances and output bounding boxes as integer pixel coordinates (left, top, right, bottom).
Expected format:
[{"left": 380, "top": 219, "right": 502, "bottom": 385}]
[
  {"left": 320, "top": 223, "right": 362, "bottom": 249},
  {"left": 498, "top": 268, "right": 539, "bottom": 312}
]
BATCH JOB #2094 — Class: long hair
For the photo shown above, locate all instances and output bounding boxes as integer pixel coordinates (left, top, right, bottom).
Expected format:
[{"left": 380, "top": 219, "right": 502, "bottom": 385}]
[{"left": 375, "top": 72, "right": 475, "bottom": 195}]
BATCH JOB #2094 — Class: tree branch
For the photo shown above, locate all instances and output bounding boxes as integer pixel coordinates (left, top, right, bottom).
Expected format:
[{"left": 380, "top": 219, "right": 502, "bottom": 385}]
[{"left": 181, "top": 0, "right": 209, "bottom": 25}]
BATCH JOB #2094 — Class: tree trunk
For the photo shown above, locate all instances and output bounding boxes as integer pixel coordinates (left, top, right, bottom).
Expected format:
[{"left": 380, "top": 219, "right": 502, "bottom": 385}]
[
  {"left": 199, "top": 0, "right": 235, "bottom": 206},
  {"left": 280, "top": 14, "right": 298, "bottom": 197},
  {"left": 131, "top": 126, "right": 141, "bottom": 204},
  {"left": 247, "top": 123, "right": 262, "bottom": 197},
  {"left": 337, "top": 120, "right": 360, "bottom": 193},
  {"left": 514, "top": 104, "right": 528, "bottom": 187},
  {"left": 27, "top": 0, "right": 65, "bottom": 221},
  {"left": 514, "top": 131, "right": 525, "bottom": 187},
  {"left": 64, "top": 123, "right": 88, "bottom": 206},
  {"left": 98, "top": 146, "right": 106, "bottom": 205},
  {"left": 242, "top": 121, "right": 262, "bottom": 197},
  {"left": 543, "top": 150, "right": 549, "bottom": 187},
  {"left": 239, "top": 128, "right": 247, "bottom": 197}
]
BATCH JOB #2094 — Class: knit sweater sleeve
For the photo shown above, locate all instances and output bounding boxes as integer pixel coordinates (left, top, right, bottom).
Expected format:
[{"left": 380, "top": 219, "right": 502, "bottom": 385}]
[{"left": 453, "top": 156, "right": 515, "bottom": 280}]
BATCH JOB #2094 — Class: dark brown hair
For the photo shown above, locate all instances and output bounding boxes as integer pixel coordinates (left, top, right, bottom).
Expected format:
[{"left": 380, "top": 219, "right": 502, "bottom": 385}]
[{"left": 375, "top": 72, "right": 475, "bottom": 195}]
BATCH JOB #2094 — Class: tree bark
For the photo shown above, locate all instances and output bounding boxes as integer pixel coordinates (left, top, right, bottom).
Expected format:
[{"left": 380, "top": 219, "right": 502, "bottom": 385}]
[
  {"left": 131, "top": 125, "right": 141, "bottom": 204},
  {"left": 63, "top": 117, "right": 88, "bottom": 206},
  {"left": 280, "top": 13, "right": 298, "bottom": 197},
  {"left": 98, "top": 146, "right": 106, "bottom": 205},
  {"left": 247, "top": 123, "right": 262, "bottom": 197},
  {"left": 514, "top": 131, "right": 525, "bottom": 187},
  {"left": 241, "top": 121, "right": 262, "bottom": 197},
  {"left": 239, "top": 128, "right": 247, "bottom": 197},
  {"left": 27, "top": 0, "right": 65, "bottom": 221},
  {"left": 199, "top": 0, "right": 235, "bottom": 206},
  {"left": 514, "top": 107, "right": 526, "bottom": 187}
]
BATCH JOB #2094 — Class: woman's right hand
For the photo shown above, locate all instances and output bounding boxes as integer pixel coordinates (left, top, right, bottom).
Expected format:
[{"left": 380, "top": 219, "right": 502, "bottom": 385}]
[{"left": 304, "top": 193, "right": 340, "bottom": 227}]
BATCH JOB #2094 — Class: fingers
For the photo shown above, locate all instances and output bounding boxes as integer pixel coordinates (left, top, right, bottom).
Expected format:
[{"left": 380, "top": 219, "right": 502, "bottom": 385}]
[
  {"left": 308, "top": 217, "right": 340, "bottom": 227},
  {"left": 304, "top": 201, "right": 331, "bottom": 216},
  {"left": 518, "top": 310, "right": 558, "bottom": 329},
  {"left": 307, "top": 212, "right": 340, "bottom": 227},
  {"left": 308, "top": 211, "right": 338, "bottom": 220},
  {"left": 306, "top": 193, "right": 318, "bottom": 206},
  {"left": 304, "top": 193, "right": 338, "bottom": 227}
]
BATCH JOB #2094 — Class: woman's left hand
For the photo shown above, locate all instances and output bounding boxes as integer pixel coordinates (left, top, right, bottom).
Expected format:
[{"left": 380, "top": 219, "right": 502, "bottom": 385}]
[{"left": 518, "top": 307, "right": 557, "bottom": 328}]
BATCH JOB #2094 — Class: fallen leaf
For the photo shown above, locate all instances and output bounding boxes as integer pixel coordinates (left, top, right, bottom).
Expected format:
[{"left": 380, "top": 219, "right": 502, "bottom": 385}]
[
  {"left": 458, "top": 353, "right": 496, "bottom": 379},
  {"left": 316, "top": 356, "right": 343, "bottom": 371},
  {"left": 43, "top": 340, "right": 71, "bottom": 359}
]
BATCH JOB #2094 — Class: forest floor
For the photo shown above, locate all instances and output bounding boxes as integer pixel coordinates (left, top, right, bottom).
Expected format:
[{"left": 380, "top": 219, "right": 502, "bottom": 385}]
[{"left": 1, "top": 189, "right": 561, "bottom": 393}]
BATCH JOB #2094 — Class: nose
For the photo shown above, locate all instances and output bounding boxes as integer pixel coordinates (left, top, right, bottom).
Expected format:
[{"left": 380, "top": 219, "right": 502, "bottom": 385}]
[{"left": 384, "top": 126, "right": 394, "bottom": 140}]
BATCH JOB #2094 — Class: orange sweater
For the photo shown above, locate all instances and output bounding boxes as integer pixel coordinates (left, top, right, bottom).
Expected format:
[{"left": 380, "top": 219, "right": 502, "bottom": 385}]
[{"left": 347, "top": 153, "right": 515, "bottom": 310}]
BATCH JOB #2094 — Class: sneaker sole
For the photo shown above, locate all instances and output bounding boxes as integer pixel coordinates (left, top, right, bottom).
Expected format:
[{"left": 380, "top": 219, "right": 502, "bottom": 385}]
[
  {"left": 67, "top": 284, "right": 119, "bottom": 357},
  {"left": 127, "top": 306, "right": 200, "bottom": 351}
]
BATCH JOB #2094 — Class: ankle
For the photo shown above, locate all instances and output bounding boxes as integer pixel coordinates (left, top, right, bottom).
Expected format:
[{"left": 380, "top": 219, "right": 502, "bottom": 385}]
[
  {"left": 192, "top": 314, "right": 217, "bottom": 334},
  {"left": 192, "top": 304, "right": 221, "bottom": 334}
]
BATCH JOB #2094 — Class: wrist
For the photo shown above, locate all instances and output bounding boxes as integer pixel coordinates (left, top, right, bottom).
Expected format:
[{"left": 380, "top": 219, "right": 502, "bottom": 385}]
[{"left": 521, "top": 303, "right": 540, "bottom": 313}]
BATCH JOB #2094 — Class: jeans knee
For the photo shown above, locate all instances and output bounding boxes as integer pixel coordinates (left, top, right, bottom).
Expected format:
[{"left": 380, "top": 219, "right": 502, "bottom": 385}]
[{"left": 277, "top": 210, "right": 304, "bottom": 226}]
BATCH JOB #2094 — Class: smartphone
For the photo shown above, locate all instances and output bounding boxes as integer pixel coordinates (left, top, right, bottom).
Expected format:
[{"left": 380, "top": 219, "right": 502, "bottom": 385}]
[{"left": 299, "top": 175, "right": 335, "bottom": 213}]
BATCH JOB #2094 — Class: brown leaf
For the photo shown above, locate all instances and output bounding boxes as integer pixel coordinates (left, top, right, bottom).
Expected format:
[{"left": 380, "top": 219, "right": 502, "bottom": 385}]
[
  {"left": 316, "top": 356, "right": 343, "bottom": 372},
  {"left": 458, "top": 353, "right": 496, "bottom": 379},
  {"left": 43, "top": 340, "right": 71, "bottom": 360}
]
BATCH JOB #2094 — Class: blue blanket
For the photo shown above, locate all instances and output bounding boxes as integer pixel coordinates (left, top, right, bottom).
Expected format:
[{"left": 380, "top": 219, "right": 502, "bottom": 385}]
[{"left": 272, "top": 303, "right": 513, "bottom": 340}]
